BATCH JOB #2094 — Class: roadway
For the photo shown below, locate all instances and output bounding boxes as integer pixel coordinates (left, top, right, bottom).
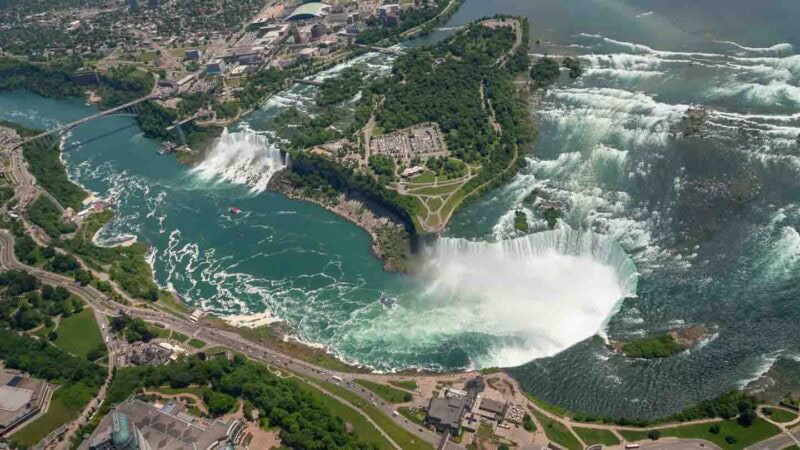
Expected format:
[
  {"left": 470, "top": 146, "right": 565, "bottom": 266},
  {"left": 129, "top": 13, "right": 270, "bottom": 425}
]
[{"left": 0, "top": 230, "right": 457, "bottom": 450}]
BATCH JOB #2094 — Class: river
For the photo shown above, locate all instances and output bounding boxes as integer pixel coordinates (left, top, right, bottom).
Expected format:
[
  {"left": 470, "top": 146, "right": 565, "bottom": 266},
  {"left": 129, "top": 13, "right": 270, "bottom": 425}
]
[{"left": 2, "top": 0, "right": 800, "bottom": 419}]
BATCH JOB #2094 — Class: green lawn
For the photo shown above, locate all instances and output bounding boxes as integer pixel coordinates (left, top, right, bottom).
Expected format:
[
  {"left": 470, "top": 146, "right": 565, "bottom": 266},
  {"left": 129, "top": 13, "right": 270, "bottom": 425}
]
[
  {"left": 11, "top": 383, "right": 97, "bottom": 448},
  {"left": 408, "top": 171, "right": 436, "bottom": 185},
  {"left": 54, "top": 307, "right": 104, "bottom": 360},
  {"left": 573, "top": 427, "right": 620, "bottom": 446},
  {"left": 618, "top": 429, "right": 650, "bottom": 442},
  {"left": 152, "top": 386, "right": 207, "bottom": 397},
  {"left": 292, "top": 379, "right": 394, "bottom": 449},
  {"left": 398, "top": 406, "right": 426, "bottom": 426},
  {"left": 525, "top": 394, "right": 568, "bottom": 418},
  {"left": 530, "top": 409, "right": 582, "bottom": 450},
  {"left": 170, "top": 331, "right": 190, "bottom": 343},
  {"left": 765, "top": 406, "right": 798, "bottom": 423},
  {"left": 188, "top": 338, "right": 206, "bottom": 349},
  {"left": 311, "top": 379, "right": 433, "bottom": 450},
  {"left": 407, "top": 183, "right": 462, "bottom": 196},
  {"left": 389, "top": 380, "right": 418, "bottom": 390},
  {"left": 619, "top": 419, "right": 781, "bottom": 449},
  {"left": 355, "top": 379, "right": 413, "bottom": 403},
  {"left": 149, "top": 323, "right": 170, "bottom": 339}
]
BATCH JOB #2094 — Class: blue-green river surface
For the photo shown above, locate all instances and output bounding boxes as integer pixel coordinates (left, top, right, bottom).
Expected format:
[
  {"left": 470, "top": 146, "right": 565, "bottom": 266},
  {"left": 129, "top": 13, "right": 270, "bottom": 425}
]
[{"left": 2, "top": 0, "right": 800, "bottom": 419}]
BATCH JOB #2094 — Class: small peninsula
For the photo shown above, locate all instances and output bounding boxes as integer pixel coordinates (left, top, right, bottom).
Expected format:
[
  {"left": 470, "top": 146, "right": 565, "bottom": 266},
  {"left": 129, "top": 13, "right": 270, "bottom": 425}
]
[{"left": 274, "top": 17, "right": 535, "bottom": 270}]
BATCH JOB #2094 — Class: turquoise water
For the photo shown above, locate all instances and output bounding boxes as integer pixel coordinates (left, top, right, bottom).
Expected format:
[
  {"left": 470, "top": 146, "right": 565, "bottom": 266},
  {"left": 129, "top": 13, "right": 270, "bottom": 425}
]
[{"left": 2, "top": 0, "right": 800, "bottom": 419}]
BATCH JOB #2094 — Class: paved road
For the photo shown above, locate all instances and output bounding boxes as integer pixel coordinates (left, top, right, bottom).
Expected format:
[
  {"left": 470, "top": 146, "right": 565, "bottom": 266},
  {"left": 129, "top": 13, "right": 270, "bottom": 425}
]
[
  {"left": 0, "top": 230, "right": 455, "bottom": 450},
  {"left": 636, "top": 438, "right": 721, "bottom": 450}
]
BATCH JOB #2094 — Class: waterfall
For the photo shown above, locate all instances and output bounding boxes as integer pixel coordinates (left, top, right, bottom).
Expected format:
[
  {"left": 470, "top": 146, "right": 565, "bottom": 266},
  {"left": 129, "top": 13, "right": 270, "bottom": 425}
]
[
  {"left": 407, "top": 227, "right": 639, "bottom": 367},
  {"left": 191, "top": 129, "right": 285, "bottom": 193},
  {"left": 430, "top": 227, "right": 639, "bottom": 297}
]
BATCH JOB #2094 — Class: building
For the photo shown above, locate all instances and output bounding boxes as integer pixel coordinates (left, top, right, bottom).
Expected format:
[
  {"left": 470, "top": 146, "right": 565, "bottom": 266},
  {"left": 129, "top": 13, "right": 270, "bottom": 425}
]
[
  {"left": 474, "top": 397, "right": 508, "bottom": 422},
  {"left": 384, "top": 15, "right": 401, "bottom": 28},
  {"left": 401, "top": 166, "right": 424, "bottom": 178},
  {"left": 285, "top": 2, "right": 331, "bottom": 22},
  {"left": 87, "top": 412, "right": 149, "bottom": 450},
  {"left": 184, "top": 49, "right": 202, "bottom": 61},
  {"left": 188, "top": 309, "right": 206, "bottom": 323},
  {"left": 378, "top": 4, "right": 401, "bottom": 17},
  {"left": 0, "top": 370, "right": 53, "bottom": 438},
  {"left": 83, "top": 399, "right": 243, "bottom": 450},
  {"left": 426, "top": 396, "right": 468, "bottom": 436},
  {"left": 205, "top": 60, "right": 226, "bottom": 75},
  {"left": 310, "top": 23, "right": 326, "bottom": 40}
]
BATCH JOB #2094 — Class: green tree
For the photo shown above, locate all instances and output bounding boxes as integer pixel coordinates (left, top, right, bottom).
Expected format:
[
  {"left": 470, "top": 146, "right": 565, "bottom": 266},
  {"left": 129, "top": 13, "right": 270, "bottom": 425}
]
[
  {"left": 647, "top": 430, "right": 661, "bottom": 441},
  {"left": 530, "top": 57, "right": 561, "bottom": 89}
]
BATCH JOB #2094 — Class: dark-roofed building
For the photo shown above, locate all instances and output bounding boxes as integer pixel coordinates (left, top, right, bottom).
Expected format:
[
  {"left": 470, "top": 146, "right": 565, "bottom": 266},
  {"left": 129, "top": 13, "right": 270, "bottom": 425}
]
[
  {"left": 82, "top": 399, "right": 242, "bottom": 450},
  {"left": 426, "top": 396, "right": 468, "bottom": 436},
  {"left": 476, "top": 398, "right": 508, "bottom": 421}
]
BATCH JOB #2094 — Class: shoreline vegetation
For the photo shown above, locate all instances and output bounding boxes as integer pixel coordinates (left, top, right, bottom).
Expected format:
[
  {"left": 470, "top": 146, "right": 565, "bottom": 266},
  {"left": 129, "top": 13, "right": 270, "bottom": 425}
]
[
  {"left": 612, "top": 325, "right": 710, "bottom": 359},
  {"left": 268, "top": 169, "right": 414, "bottom": 272},
  {"left": 274, "top": 16, "right": 535, "bottom": 270}
]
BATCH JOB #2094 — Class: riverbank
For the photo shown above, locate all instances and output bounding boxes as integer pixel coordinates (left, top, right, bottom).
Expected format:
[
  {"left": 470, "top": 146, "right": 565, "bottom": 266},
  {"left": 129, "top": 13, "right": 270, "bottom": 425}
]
[{"left": 268, "top": 168, "right": 414, "bottom": 272}]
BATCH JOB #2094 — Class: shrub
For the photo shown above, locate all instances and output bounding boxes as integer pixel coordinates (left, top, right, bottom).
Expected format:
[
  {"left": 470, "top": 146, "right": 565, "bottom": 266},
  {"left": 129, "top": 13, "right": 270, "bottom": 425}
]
[
  {"left": 709, "top": 424, "right": 721, "bottom": 434},
  {"left": 725, "top": 435, "right": 737, "bottom": 444},
  {"left": 647, "top": 430, "right": 661, "bottom": 441}
]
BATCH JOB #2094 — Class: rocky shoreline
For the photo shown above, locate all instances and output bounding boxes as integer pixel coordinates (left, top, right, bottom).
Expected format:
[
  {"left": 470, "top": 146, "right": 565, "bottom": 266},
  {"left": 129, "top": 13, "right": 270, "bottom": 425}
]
[{"left": 267, "top": 169, "right": 413, "bottom": 272}]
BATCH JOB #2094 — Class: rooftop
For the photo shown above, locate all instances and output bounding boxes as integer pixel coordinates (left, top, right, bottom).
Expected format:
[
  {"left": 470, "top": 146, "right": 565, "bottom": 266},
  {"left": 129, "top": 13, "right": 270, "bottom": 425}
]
[
  {"left": 0, "top": 387, "right": 33, "bottom": 412},
  {"left": 286, "top": 2, "right": 331, "bottom": 21}
]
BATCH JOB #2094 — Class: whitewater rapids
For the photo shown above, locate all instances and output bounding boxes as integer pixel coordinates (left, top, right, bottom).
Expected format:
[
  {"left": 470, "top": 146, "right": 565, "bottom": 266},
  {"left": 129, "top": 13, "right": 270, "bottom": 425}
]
[{"left": 347, "top": 227, "right": 639, "bottom": 369}]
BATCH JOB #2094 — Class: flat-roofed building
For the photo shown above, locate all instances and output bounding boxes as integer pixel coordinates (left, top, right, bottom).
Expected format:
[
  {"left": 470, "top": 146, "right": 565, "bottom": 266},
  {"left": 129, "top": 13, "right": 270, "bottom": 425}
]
[
  {"left": 0, "top": 370, "right": 53, "bottom": 438},
  {"left": 82, "top": 399, "right": 243, "bottom": 450}
]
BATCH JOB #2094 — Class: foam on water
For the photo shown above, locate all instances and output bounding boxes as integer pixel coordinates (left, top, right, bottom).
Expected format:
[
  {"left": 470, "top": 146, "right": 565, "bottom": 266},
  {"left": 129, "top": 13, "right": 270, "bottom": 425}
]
[
  {"left": 413, "top": 228, "right": 637, "bottom": 367},
  {"left": 191, "top": 129, "right": 285, "bottom": 193}
]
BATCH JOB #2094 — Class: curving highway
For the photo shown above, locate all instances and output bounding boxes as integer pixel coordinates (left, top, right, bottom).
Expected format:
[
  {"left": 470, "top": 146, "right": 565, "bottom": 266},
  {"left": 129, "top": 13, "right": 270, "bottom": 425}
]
[{"left": 0, "top": 230, "right": 454, "bottom": 450}]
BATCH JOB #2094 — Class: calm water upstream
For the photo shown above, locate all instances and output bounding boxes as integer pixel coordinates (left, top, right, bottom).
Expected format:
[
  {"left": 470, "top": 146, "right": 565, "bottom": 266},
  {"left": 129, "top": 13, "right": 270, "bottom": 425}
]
[{"left": 2, "top": 0, "right": 800, "bottom": 418}]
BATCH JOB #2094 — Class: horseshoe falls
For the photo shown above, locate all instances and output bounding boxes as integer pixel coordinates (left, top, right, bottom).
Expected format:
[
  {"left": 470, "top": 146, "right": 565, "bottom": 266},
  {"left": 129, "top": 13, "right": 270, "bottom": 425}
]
[{"left": 1, "top": 0, "right": 800, "bottom": 420}]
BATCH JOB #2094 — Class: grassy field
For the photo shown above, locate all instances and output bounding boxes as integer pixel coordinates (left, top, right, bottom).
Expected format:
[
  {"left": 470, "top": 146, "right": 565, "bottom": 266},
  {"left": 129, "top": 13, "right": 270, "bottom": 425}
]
[
  {"left": 311, "top": 379, "right": 433, "bottom": 450},
  {"left": 525, "top": 394, "right": 568, "bottom": 418},
  {"left": 765, "top": 407, "right": 798, "bottom": 423},
  {"left": 530, "top": 409, "right": 582, "bottom": 450},
  {"left": 389, "top": 380, "right": 418, "bottom": 390},
  {"left": 152, "top": 386, "right": 207, "bottom": 397},
  {"left": 407, "top": 183, "right": 462, "bottom": 196},
  {"left": 618, "top": 419, "right": 781, "bottom": 449},
  {"left": 188, "top": 338, "right": 206, "bottom": 349},
  {"left": 354, "top": 379, "right": 413, "bottom": 403},
  {"left": 54, "top": 307, "right": 103, "bottom": 360},
  {"left": 292, "top": 379, "right": 394, "bottom": 449},
  {"left": 408, "top": 171, "right": 436, "bottom": 185},
  {"left": 170, "top": 331, "right": 190, "bottom": 343},
  {"left": 398, "top": 406, "right": 426, "bottom": 426},
  {"left": 425, "top": 197, "right": 443, "bottom": 211},
  {"left": 11, "top": 383, "right": 97, "bottom": 448},
  {"left": 573, "top": 427, "right": 620, "bottom": 446}
]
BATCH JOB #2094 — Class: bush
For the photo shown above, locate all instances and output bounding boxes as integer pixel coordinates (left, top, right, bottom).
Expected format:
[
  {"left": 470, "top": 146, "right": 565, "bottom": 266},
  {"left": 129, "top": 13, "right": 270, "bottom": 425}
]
[
  {"left": 737, "top": 408, "right": 757, "bottom": 427},
  {"left": 47, "top": 331, "right": 58, "bottom": 341},
  {"left": 647, "top": 430, "right": 661, "bottom": 441},
  {"left": 725, "top": 435, "right": 737, "bottom": 444},
  {"left": 709, "top": 424, "right": 721, "bottom": 434}
]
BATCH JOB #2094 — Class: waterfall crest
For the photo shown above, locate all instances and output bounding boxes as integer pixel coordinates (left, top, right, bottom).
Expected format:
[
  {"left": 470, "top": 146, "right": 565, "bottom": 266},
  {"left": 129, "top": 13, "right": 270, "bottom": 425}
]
[{"left": 191, "top": 129, "right": 285, "bottom": 192}]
